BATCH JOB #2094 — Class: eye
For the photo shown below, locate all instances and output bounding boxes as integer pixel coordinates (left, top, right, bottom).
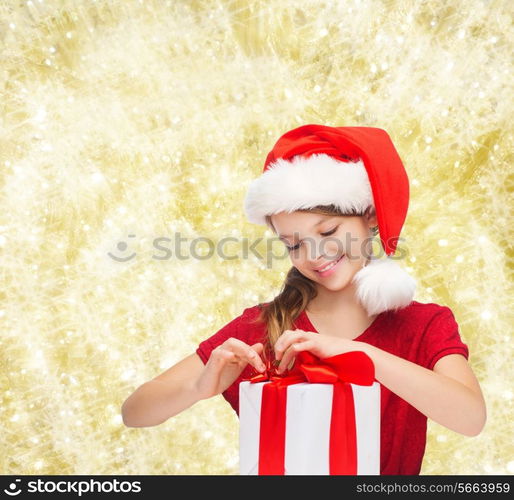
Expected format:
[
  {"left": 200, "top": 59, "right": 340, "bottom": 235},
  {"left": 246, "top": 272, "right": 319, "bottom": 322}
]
[
  {"left": 320, "top": 226, "right": 338, "bottom": 237},
  {"left": 285, "top": 226, "right": 338, "bottom": 251},
  {"left": 286, "top": 242, "right": 301, "bottom": 252}
]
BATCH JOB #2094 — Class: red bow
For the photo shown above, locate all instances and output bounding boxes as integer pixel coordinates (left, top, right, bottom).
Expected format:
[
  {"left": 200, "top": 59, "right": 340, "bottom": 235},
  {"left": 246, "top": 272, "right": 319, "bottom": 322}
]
[{"left": 244, "top": 350, "right": 375, "bottom": 475}]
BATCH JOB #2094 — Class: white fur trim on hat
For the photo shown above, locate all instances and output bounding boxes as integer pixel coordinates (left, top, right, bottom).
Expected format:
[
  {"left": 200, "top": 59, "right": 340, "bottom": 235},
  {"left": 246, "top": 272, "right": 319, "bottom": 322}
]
[
  {"left": 244, "top": 153, "right": 374, "bottom": 225},
  {"left": 351, "top": 256, "right": 417, "bottom": 316}
]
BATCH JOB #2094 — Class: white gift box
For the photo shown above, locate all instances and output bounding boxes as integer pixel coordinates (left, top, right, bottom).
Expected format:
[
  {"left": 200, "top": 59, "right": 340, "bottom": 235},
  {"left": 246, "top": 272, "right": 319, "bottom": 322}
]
[{"left": 239, "top": 381, "right": 380, "bottom": 475}]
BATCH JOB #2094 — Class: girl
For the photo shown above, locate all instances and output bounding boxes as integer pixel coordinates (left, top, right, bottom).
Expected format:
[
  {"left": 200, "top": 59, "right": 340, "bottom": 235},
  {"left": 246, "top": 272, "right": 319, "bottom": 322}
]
[{"left": 121, "top": 124, "right": 486, "bottom": 475}]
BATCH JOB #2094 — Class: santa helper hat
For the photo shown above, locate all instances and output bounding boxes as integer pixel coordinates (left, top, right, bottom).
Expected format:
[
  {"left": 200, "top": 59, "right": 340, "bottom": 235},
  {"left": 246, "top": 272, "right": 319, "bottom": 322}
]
[{"left": 244, "top": 124, "right": 417, "bottom": 317}]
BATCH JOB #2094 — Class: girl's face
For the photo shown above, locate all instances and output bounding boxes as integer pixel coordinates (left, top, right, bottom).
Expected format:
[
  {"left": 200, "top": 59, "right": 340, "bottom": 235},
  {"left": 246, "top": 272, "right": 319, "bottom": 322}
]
[{"left": 270, "top": 210, "right": 377, "bottom": 291}]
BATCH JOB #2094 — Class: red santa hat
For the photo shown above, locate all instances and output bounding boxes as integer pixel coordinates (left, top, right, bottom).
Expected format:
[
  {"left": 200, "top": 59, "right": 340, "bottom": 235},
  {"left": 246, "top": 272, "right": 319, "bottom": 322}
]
[{"left": 244, "top": 124, "right": 416, "bottom": 316}]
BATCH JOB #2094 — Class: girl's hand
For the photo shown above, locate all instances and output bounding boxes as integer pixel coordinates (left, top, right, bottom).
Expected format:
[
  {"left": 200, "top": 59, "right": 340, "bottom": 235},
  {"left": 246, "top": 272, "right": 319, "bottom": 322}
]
[
  {"left": 274, "top": 329, "right": 355, "bottom": 374},
  {"left": 195, "top": 338, "right": 266, "bottom": 400}
]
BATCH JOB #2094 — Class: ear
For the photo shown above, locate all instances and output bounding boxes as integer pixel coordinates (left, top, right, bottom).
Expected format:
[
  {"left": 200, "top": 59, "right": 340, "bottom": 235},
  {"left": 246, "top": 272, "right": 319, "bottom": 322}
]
[
  {"left": 365, "top": 206, "right": 377, "bottom": 228},
  {"left": 266, "top": 215, "right": 276, "bottom": 233}
]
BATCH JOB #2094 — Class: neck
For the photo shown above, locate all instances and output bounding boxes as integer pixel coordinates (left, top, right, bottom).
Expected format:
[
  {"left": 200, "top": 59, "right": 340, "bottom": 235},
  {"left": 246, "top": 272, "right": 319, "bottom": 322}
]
[{"left": 308, "top": 281, "right": 372, "bottom": 319}]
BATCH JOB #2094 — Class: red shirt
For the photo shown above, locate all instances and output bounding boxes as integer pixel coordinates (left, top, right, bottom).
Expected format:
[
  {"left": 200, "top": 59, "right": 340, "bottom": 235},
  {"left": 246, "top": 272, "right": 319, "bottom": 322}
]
[{"left": 196, "top": 300, "right": 469, "bottom": 475}]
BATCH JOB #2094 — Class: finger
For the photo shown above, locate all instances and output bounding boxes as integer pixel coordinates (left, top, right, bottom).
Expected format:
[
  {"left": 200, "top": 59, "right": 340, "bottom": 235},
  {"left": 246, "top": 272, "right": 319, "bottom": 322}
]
[
  {"left": 250, "top": 343, "right": 266, "bottom": 370},
  {"left": 274, "top": 330, "right": 296, "bottom": 360},
  {"left": 199, "top": 349, "right": 238, "bottom": 399},
  {"left": 276, "top": 342, "right": 300, "bottom": 374},
  {"left": 207, "top": 349, "right": 237, "bottom": 380},
  {"left": 277, "top": 340, "right": 315, "bottom": 374},
  {"left": 210, "top": 347, "right": 236, "bottom": 366},
  {"left": 223, "top": 338, "right": 266, "bottom": 372},
  {"left": 246, "top": 349, "right": 266, "bottom": 372},
  {"left": 274, "top": 330, "right": 307, "bottom": 360},
  {"left": 250, "top": 342, "right": 264, "bottom": 354}
]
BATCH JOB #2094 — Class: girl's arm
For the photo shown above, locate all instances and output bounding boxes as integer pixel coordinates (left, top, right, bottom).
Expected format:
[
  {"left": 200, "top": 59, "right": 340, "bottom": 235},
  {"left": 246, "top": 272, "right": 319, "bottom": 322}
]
[
  {"left": 274, "top": 331, "right": 486, "bottom": 437},
  {"left": 121, "top": 339, "right": 265, "bottom": 427},
  {"left": 121, "top": 353, "right": 205, "bottom": 427},
  {"left": 355, "top": 343, "right": 486, "bottom": 437}
]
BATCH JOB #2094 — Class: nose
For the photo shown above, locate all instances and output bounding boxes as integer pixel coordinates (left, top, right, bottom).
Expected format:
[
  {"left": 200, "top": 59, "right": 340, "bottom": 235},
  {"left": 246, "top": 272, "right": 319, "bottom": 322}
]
[
  {"left": 310, "top": 238, "right": 341, "bottom": 263},
  {"left": 304, "top": 239, "right": 325, "bottom": 262}
]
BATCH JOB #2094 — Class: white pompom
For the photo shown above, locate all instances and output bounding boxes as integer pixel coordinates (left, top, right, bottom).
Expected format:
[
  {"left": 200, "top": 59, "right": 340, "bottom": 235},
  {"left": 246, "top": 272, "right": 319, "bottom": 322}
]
[{"left": 352, "top": 256, "right": 417, "bottom": 316}]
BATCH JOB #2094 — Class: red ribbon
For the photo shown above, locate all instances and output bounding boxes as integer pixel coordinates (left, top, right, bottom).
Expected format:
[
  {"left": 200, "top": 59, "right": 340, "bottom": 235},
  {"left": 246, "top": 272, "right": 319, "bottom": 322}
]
[{"left": 244, "top": 350, "right": 375, "bottom": 475}]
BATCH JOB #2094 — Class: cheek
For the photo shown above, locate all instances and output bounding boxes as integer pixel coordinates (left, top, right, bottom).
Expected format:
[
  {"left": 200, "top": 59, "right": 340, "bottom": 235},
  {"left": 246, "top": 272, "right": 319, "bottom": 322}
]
[
  {"left": 346, "top": 233, "right": 369, "bottom": 260},
  {"left": 291, "top": 253, "right": 308, "bottom": 266},
  {"left": 323, "top": 240, "right": 343, "bottom": 256},
  {"left": 289, "top": 247, "right": 313, "bottom": 268}
]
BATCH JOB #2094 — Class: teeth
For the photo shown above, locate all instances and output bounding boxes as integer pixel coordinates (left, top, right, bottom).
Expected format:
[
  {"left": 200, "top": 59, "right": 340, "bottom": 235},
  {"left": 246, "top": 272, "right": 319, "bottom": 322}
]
[{"left": 318, "top": 255, "right": 343, "bottom": 273}]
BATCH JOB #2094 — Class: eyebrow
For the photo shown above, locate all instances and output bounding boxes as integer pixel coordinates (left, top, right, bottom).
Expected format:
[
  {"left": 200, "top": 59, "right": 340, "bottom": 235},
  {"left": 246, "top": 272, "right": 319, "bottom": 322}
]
[{"left": 278, "top": 217, "right": 336, "bottom": 240}]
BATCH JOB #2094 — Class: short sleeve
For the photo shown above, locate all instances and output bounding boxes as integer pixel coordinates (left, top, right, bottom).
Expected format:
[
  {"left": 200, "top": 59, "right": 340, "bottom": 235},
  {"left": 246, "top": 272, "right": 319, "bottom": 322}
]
[
  {"left": 420, "top": 306, "right": 469, "bottom": 370},
  {"left": 196, "top": 313, "right": 243, "bottom": 364}
]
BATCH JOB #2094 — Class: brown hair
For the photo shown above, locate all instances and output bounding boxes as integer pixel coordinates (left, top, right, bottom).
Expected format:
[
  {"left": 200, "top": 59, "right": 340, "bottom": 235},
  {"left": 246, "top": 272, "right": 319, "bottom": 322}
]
[{"left": 248, "top": 204, "right": 378, "bottom": 361}]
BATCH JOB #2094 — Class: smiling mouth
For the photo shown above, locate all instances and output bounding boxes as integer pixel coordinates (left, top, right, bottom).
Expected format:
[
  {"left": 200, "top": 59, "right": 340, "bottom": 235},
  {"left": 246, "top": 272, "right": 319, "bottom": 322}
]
[{"left": 314, "top": 254, "right": 345, "bottom": 273}]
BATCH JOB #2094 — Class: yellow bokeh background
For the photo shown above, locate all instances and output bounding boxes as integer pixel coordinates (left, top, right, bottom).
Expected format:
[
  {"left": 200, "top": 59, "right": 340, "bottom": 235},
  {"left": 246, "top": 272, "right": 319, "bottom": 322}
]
[{"left": 1, "top": 0, "right": 512, "bottom": 474}]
